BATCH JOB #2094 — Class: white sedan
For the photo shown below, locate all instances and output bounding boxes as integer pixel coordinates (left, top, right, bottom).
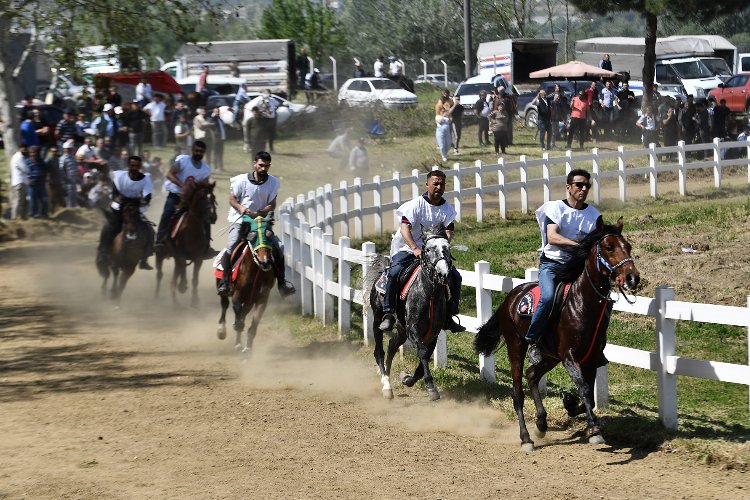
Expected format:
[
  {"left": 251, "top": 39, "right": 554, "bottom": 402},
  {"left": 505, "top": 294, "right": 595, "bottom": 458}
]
[{"left": 338, "top": 78, "right": 418, "bottom": 109}]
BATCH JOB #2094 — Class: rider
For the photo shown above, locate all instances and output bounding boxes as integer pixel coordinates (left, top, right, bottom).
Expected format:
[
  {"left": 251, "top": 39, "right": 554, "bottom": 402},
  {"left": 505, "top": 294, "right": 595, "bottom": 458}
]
[
  {"left": 97, "top": 155, "right": 154, "bottom": 270},
  {"left": 217, "top": 150, "right": 296, "bottom": 298},
  {"left": 525, "top": 168, "right": 602, "bottom": 366},
  {"left": 379, "top": 169, "right": 465, "bottom": 333},
  {"left": 154, "top": 140, "right": 216, "bottom": 258}
]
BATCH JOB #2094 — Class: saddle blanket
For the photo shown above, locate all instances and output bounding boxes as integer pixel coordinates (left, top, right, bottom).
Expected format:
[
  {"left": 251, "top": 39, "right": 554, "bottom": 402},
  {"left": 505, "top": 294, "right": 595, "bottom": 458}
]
[
  {"left": 375, "top": 266, "right": 421, "bottom": 300},
  {"left": 212, "top": 246, "right": 249, "bottom": 283},
  {"left": 517, "top": 283, "right": 571, "bottom": 318}
]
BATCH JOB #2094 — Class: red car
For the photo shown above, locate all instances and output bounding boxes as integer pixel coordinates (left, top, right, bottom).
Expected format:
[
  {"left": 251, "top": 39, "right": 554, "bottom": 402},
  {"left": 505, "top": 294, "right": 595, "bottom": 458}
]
[{"left": 708, "top": 73, "right": 750, "bottom": 113}]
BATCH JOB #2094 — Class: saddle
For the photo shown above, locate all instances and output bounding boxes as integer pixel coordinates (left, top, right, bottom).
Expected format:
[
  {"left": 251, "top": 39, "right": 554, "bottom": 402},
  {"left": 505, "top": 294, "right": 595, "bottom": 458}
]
[
  {"left": 212, "top": 242, "right": 250, "bottom": 283},
  {"left": 374, "top": 259, "right": 420, "bottom": 300},
  {"left": 517, "top": 282, "right": 572, "bottom": 319}
]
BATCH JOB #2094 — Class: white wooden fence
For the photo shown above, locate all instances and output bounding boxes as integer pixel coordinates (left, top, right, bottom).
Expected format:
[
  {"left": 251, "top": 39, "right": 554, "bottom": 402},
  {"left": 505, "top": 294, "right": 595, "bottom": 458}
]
[{"left": 277, "top": 139, "right": 750, "bottom": 430}]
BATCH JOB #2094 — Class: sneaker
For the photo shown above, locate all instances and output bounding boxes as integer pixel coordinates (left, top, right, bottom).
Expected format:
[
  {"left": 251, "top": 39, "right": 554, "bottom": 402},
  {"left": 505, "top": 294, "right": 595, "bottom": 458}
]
[
  {"left": 139, "top": 260, "right": 153, "bottom": 270},
  {"left": 527, "top": 343, "right": 543, "bottom": 366},
  {"left": 378, "top": 313, "right": 395, "bottom": 331},
  {"left": 444, "top": 316, "right": 466, "bottom": 333},
  {"left": 454, "top": 148, "right": 460, "bottom": 156},
  {"left": 278, "top": 281, "right": 296, "bottom": 297},
  {"left": 441, "top": 156, "right": 448, "bottom": 162}
]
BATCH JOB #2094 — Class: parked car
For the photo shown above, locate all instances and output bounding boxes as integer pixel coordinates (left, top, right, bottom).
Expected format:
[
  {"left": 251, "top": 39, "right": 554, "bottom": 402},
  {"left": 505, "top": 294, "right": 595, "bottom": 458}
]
[
  {"left": 454, "top": 74, "right": 512, "bottom": 119},
  {"left": 708, "top": 73, "right": 750, "bottom": 113},
  {"left": 521, "top": 81, "right": 604, "bottom": 127},
  {"left": 337, "top": 78, "right": 418, "bottom": 109},
  {"left": 414, "top": 74, "right": 459, "bottom": 90}
]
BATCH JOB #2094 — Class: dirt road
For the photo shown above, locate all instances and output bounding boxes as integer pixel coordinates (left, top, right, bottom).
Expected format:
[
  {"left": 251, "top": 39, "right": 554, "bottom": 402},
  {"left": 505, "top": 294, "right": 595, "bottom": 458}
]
[{"left": 1, "top": 236, "right": 748, "bottom": 499}]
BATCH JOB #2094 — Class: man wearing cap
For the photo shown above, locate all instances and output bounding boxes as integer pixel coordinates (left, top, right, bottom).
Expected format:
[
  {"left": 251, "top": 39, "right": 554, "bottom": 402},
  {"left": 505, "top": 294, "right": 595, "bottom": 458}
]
[
  {"left": 92, "top": 104, "right": 117, "bottom": 140},
  {"left": 60, "top": 140, "right": 79, "bottom": 208},
  {"left": 97, "top": 155, "right": 154, "bottom": 270},
  {"left": 144, "top": 94, "right": 167, "bottom": 148}
]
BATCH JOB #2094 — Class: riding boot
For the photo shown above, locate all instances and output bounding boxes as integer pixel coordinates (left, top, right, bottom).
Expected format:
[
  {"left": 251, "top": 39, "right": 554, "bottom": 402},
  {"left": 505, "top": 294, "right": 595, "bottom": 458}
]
[
  {"left": 378, "top": 313, "right": 396, "bottom": 332},
  {"left": 217, "top": 251, "right": 232, "bottom": 296},
  {"left": 272, "top": 242, "right": 295, "bottom": 297},
  {"left": 527, "top": 343, "right": 543, "bottom": 366}
]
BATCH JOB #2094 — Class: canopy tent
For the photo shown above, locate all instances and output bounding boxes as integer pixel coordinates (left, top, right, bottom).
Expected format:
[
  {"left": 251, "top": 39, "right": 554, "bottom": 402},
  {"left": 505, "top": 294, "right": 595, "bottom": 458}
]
[
  {"left": 94, "top": 70, "right": 183, "bottom": 101},
  {"left": 529, "top": 60, "right": 617, "bottom": 79}
]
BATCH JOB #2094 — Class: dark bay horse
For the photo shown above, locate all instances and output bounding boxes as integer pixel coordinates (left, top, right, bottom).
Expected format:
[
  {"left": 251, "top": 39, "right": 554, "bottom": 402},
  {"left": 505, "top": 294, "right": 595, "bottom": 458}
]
[
  {"left": 155, "top": 178, "right": 216, "bottom": 306},
  {"left": 97, "top": 199, "right": 151, "bottom": 306},
  {"left": 216, "top": 215, "right": 276, "bottom": 355},
  {"left": 474, "top": 218, "right": 640, "bottom": 451},
  {"left": 365, "top": 224, "right": 454, "bottom": 401}
]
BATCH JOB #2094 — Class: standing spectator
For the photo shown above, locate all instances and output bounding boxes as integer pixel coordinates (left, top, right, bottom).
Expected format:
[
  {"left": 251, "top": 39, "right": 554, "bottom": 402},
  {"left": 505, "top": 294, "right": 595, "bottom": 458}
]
[
  {"left": 679, "top": 95, "right": 696, "bottom": 145},
  {"left": 474, "top": 90, "right": 491, "bottom": 147},
  {"left": 489, "top": 99, "right": 510, "bottom": 154},
  {"left": 295, "top": 48, "right": 310, "bottom": 92},
  {"left": 55, "top": 111, "right": 77, "bottom": 151},
  {"left": 599, "top": 54, "right": 612, "bottom": 71},
  {"left": 114, "top": 106, "right": 128, "bottom": 150},
  {"left": 636, "top": 105, "right": 659, "bottom": 147},
  {"left": 258, "top": 89, "right": 279, "bottom": 153},
  {"left": 9, "top": 144, "right": 30, "bottom": 219},
  {"left": 144, "top": 94, "right": 167, "bottom": 148},
  {"left": 615, "top": 81, "right": 636, "bottom": 140},
  {"left": 549, "top": 86, "right": 569, "bottom": 148},
  {"left": 353, "top": 64, "right": 365, "bottom": 78},
  {"left": 387, "top": 56, "right": 402, "bottom": 76},
  {"left": 75, "top": 113, "right": 90, "bottom": 144},
  {"left": 532, "top": 90, "right": 552, "bottom": 151},
  {"left": 661, "top": 105, "right": 679, "bottom": 160},
  {"left": 435, "top": 107, "right": 452, "bottom": 162},
  {"left": 192, "top": 106, "right": 214, "bottom": 164},
  {"left": 244, "top": 106, "right": 266, "bottom": 155},
  {"left": 174, "top": 113, "right": 192, "bottom": 154},
  {"left": 711, "top": 99, "right": 730, "bottom": 139},
  {"left": 435, "top": 89, "right": 453, "bottom": 116},
  {"left": 326, "top": 128, "right": 352, "bottom": 171},
  {"left": 449, "top": 95, "right": 463, "bottom": 156},
  {"left": 60, "top": 140, "right": 79, "bottom": 208},
  {"left": 46, "top": 146, "right": 65, "bottom": 213},
  {"left": 373, "top": 56, "right": 384, "bottom": 78},
  {"left": 92, "top": 104, "right": 116, "bottom": 140},
  {"left": 498, "top": 88, "right": 516, "bottom": 145},
  {"left": 196, "top": 65, "right": 209, "bottom": 95},
  {"left": 209, "top": 107, "right": 226, "bottom": 171},
  {"left": 135, "top": 76, "right": 152, "bottom": 107},
  {"left": 599, "top": 80, "right": 617, "bottom": 138},
  {"left": 566, "top": 90, "right": 590, "bottom": 150},
  {"left": 107, "top": 86, "right": 123, "bottom": 107},
  {"left": 304, "top": 68, "right": 325, "bottom": 104},
  {"left": 348, "top": 137, "right": 369, "bottom": 175},
  {"left": 76, "top": 90, "right": 94, "bottom": 119},
  {"left": 31, "top": 110, "right": 51, "bottom": 159},
  {"left": 584, "top": 81, "right": 599, "bottom": 142},
  {"left": 26, "top": 146, "right": 49, "bottom": 218},
  {"left": 695, "top": 101, "right": 711, "bottom": 158},
  {"left": 122, "top": 101, "right": 147, "bottom": 157},
  {"left": 20, "top": 113, "right": 40, "bottom": 147}
]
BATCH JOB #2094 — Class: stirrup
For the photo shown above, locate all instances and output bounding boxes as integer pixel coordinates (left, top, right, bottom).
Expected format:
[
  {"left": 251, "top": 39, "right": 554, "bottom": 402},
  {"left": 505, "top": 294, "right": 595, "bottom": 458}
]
[
  {"left": 444, "top": 316, "right": 466, "bottom": 333},
  {"left": 527, "top": 343, "right": 543, "bottom": 366},
  {"left": 379, "top": 313, "right": 395, "bottom": 332},
  {"left": 278, "top": 280, "right": 296, "bottom": 297}
]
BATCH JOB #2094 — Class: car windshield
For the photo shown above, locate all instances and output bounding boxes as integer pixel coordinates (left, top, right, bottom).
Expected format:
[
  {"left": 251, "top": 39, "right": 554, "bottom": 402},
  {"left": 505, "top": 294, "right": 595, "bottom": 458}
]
[
  {"left": 371, "top": 79, "right": 401, "bottom": 90},
  {"left": 701, "top": 58, "right": 731, "bottom": 76},
  {"left": 455, "top": 83, "right": 494, "bottom": 97},
  {"left": 671, "top": 61, "right": 713, "bottom": 79}
]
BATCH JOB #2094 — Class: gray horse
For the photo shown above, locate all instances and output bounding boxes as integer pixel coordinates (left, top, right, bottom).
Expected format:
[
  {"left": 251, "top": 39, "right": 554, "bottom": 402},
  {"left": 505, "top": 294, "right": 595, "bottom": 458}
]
[{"left": 365, "top": 223, "right": 454, "bottom": 401}]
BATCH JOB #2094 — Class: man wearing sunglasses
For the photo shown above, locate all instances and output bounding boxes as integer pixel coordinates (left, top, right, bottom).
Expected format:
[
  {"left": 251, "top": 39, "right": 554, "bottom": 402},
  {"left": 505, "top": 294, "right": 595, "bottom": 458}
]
[{"left": 525, "top": 168, "right": 602, "bottom": 365}]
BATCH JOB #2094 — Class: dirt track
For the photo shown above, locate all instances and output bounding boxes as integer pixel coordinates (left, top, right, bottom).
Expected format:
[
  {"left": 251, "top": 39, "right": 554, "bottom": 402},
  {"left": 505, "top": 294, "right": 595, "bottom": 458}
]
[{"left": 1, "top": 237, "right": 748, "bottom": 499}]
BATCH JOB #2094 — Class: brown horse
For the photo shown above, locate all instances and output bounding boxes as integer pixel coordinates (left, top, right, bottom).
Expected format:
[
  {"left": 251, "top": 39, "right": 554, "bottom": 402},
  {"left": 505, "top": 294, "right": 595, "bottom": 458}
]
[
  {"left": 216, "top": 215, "right": 276, "bottom": 356},
  {"left": 97, "top": 199, "right": 151, "bottom": 306},
  {"left": 474, "top": 218, "right": 640, "bottom": 451},
  {"left": 155, "top": 178, "right": 216, "bottom": 306}
]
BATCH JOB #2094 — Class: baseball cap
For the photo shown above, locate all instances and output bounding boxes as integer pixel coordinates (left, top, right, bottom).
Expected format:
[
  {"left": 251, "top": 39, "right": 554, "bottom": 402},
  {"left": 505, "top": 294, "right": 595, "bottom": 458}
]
[{"left": 103, "top": 103, "right": 113, "bottom": 112}]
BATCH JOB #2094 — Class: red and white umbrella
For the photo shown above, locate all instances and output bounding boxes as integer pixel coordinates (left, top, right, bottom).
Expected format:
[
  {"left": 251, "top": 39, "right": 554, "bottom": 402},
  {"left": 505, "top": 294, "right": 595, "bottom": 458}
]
[{"left": 529, "top": 60, "right": 617, "bottom": 79}]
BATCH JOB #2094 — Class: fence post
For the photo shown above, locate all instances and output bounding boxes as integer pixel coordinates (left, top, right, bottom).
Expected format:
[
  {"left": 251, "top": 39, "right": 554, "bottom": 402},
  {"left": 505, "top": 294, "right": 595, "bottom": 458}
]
[
  {"left": 434, "top": 331, "right": 448, "bottom": 368},
  {"left": 565, "top": 149, "right": 573, "bottom": 175},
  {"left": 339, "top": 180, "right": 349, "bottom": 237},
  {"left": 677, "top": 140, "right": 687, "bottom": 196},
  {"left": 476, "top": 261, "right": 496, "bottom": 383},
  {"left": 617, "top": 145, "right": 627, "bottom": 203},
  {"left": 392, "top": 171, "right": 402, "bottom": 232},
  {"left": 519, "top": 155, "right": 529, "bottom": 214},
  {"left": 475, "top": 160, "right": 484, "bottom": 223},
  {"left": 591, "top": 148, "right": 601, "bottom": 204},
  {"left": 542, "top": 153, "right": 551, "bottom": 203},
  {"left": 321, "top": 232, "right": 334, "bottom": 324},
  {"left": 337, "top": 236, "right": 352, "bottom": 338},
  {"left": 311, "top": 226, "right": 323, "bottom": 320},
  {"left": 307, "top": 190, "right": 316, "bottom": 225},
  {"left": 316, "top": 187, "right": 325, "bottom": 228},
  {"left": 497, "top": 158, "right": 507, "bottom": 219},
  {"left": 452, "top": 163, "right": 462, "bottom": 222},
  {"left": 594, "top": 365, "right": 609, "bottom": 409},
  {"left": 656, "top": 285, "right": 678, "bottom": 430},
  {"left": 411, "top": 169, "right": 421, "bottom": 199},
  {"left": 361, "top": 242, "right": 377, "bottom": 346},
  {"left": 713, "top": 137, "right": 722, "bottom": 190},
  {"left": 373, "top": 175, "right": 382, "bottom": 236},
  {"left": 296, "top": 194, "right": 305, "bottom": 222},
  {"left": 353, "top": 177, "right": 363, "bottom": 239},
  {"left": 649, "top": 142, "right": 658, "bottom": 199},
  {"left": 300, "top": 221, "right": 313, "bottom": 316},
  {"left": 324, "top": 184, "right": 334, "bottom": 234}
]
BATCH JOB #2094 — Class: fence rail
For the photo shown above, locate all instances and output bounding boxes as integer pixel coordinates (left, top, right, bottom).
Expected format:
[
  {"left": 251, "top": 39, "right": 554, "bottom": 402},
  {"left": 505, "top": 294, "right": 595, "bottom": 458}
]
[{"left": 278, "top": 139, "right": 750, "bottom": 430}]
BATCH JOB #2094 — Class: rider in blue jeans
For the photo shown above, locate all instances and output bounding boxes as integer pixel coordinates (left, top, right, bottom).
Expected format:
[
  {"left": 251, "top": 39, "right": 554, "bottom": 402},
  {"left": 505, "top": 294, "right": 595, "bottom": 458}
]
[{"left": 525, "top": 169, "right": 602, "bottom": 365}]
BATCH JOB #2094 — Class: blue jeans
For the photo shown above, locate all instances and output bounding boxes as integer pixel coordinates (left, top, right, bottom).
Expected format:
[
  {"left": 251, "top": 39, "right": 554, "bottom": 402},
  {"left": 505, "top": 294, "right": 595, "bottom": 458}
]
[
  {"left": 525, "top": 257, "right": 565, "bottom": 343},
  {"left": 383, "top": 251, "right": 462, "bottom": 314},
  {"left": 156, "top": 192, "right": 181, "bottom": 242},
  {"left": 28, "top": 181, "right": 49, "bottom": 218},
  {"left": 538, "top": 120, "right": 552, "bottom": 149}
]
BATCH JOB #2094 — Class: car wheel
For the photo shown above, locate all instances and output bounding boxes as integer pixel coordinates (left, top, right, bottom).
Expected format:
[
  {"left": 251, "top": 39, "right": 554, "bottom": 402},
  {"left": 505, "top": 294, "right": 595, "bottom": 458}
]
[{"left": 525, "top": 109, "right": 538, "bottom": 128}]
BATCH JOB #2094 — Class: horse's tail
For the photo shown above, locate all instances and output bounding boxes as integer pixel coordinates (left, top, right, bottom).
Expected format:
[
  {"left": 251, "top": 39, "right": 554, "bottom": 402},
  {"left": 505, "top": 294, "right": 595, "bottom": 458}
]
[
  {"left": 362, "top": 254, "right": 389, "bottom": 296},
  {"left": 473, "top": 309, "right": 505, "bottom": 356}
]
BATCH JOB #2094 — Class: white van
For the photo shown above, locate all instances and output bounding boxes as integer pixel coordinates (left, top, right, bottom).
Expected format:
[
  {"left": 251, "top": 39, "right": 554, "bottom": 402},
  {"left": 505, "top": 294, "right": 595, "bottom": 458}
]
[
  {"left": 454, "top": 74, "right": 511, "bottom": 118},
  {"left": 655, "top": 58, "right": 723, "bottom": 100}
]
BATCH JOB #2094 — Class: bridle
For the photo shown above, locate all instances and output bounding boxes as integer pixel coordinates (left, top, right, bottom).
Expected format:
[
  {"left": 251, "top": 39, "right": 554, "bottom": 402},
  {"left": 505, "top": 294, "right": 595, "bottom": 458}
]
[
  {"left": 245, "top": 216, "right": 274, "bottom": 270},
  {"left": 420, "top": 233, "right": 452, "bottom": 285},
  {"left": 585, "top": 233, "right": 636, "bottom": 304}
]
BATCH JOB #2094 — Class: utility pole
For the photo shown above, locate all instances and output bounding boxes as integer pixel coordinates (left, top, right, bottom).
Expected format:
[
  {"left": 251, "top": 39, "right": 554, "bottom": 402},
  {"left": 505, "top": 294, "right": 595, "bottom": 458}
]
[{"left": 464, "top": 0, "right": 472, "bottom": 79}]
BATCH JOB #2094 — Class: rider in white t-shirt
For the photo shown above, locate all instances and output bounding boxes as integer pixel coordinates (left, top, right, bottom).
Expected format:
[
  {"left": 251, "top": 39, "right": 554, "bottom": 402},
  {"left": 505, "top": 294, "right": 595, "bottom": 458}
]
[
  {"left": 379, "top": 170, "right": 465, "bottom": 333},
  {"left": 217, "top": 151, "right": 295, "bottom": 298}
]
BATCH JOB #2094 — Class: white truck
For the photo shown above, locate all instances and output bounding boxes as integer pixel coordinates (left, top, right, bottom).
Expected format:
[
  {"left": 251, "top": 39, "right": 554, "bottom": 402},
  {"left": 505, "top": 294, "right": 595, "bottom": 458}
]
[
  {"left": 476, "top": 38, "right": 558, "bottom": 87},
  {"left": 164, "top": 39, "right": 296, "bottom": 97}
]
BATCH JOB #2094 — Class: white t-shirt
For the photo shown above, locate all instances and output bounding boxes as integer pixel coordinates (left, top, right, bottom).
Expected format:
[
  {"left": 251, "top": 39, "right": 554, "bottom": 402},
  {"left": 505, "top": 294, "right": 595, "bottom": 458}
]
[
  {"left": 111, "top": 170, "right": 153, "bottom": 213},
  {"left": 143, "top": 101, "right": 166, "bottom": 122},
  {"left": 535, "top": 199, "right": 601, "bottom": 263},
  {"left": 389, "top": 60, "right": 402, "bottom": 75},
  {"left": 373, "top": 60, "right": 384, "bottom": 77},
  {"left": 76, "top": 144, "right": 95, "bottom": 160},
  {"left": 135, "top": 82, "right": 152, "bottom": 101},
  {"left": 10, "top": 151, "right": 28, "bottom": 186},
  {"left": 389, "top": 194, "right": 457, "bottom": 256},
  {"left": 227, "top": 173, "right": 280, "bottom": 222},
  {"left": 164, "top": 155, "right": 212, "bottom": 194}
]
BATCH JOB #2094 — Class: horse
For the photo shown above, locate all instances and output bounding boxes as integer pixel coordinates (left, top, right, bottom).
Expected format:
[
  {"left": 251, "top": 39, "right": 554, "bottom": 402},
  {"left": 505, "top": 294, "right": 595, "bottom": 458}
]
[
  {"left": 473, "top": 218, "right": 640, "bottom": 451},
  {"left": 216, "top": 215, "right": 277, "bottom": 356},
  {"left": 365, "top": 223, "right": 455, "bottom": 401},
  {"left": 97, "top": 199, "right": 151, "bottom": 306},
  {"left": 155, "top": 178, "right": 217, "bottom": 306}
]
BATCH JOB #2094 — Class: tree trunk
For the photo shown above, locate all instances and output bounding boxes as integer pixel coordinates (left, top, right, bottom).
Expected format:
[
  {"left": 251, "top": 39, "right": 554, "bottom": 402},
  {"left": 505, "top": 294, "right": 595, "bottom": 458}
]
[
  {"left": 642, "top": 11, "right": 657, "bottom": 110},
  {"left": 0, "top": 13, "right": 20, "bottom": 169}
]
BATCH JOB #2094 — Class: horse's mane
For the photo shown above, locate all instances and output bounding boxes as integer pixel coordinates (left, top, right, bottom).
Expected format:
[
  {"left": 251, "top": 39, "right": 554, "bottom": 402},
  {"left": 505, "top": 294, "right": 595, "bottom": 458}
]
[
  {"left": 421, "top": 222, "right": 448, "bottom": 241},
  {"left": 556, "top": 222, "right": 621, "bottom": 283},
  {"left": 179, "top": 178, "right": 214, "bottom": 209}
]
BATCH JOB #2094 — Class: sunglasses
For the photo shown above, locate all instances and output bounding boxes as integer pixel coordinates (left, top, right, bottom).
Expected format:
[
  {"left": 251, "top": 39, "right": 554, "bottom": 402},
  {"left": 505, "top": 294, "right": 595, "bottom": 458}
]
[{"left": 570, "top": 181, "right": 592, "bottom": 189}]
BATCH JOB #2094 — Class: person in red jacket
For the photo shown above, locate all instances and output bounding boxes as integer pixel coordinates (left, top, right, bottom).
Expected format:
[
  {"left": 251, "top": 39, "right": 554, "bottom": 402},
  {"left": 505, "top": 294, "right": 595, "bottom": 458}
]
[{"left": 566, "top": 90, "right": 590, "bottom": 150}]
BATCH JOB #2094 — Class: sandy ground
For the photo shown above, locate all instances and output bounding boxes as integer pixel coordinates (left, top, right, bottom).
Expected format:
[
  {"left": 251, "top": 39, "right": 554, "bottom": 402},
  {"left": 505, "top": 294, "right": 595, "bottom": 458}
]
[{"left": 1, "top": 232, "right": 749, "bottom": 498}]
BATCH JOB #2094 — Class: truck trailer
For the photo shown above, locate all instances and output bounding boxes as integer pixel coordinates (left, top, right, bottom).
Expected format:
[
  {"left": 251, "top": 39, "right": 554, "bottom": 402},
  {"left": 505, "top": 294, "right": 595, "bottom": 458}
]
[{"left": 476, "top": 38, "right": 558, "bottom": 87}]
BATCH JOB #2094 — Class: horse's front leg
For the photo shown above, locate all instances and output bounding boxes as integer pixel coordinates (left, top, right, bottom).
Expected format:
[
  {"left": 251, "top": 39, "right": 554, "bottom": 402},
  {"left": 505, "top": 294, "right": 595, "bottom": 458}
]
[
  {"left": 370, "top": 297, "right": 392, "bottom": 399},
  {"left": 190, "top": 260, "right": 202, "bottom": 307},
  {"left": 244, "top": 294, "right": 270, "bottom": 356},
  {"left": 401, "top": 325, "right": 440, "bottom": 401},
  {"left": 154, "top": 253, "right": 164, "bottom": 298},
  {"left": 561, "top": 352, "right": 604, "bottom": 445},
  {"left": 110, "top": 267, "right": 120, "bottom": 300},
  {"left": 114, "top": 267, "right": 136, "bottom": 306},
  {"left": 526, "top": 358, "right": 557, "bottom": 439},
  {"left": 232, "top": 294, "right": 246, "bottom": 352},
  {"left": 171, "top": 256, "right": 186, "bottom": 304},
  {"left": 509, "top": 336, "right": 534, "bottom": 451},
  {"left": 217, "top": 292, "right": 229, "bottom": 340}
]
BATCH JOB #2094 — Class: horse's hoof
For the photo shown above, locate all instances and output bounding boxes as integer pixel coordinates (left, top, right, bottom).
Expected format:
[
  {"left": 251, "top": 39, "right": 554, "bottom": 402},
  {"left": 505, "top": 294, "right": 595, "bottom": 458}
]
[
  {"left": 521, "top": 442, "right": 535, "bottom": 453},
  {"left": 535, "top": 429, "right": 546, "bottom": 439},
  {"left": 427, "top": 389, "right": 441, "bottom": 401},
  {"left": 217, "top": 325, "right": 226, "bottom": 340},
  {"left": 382, "top": 389, "right": 394, "bottom": 400},
  {"left": 589, "top": 434, "right": 606, "bottom": 445},
  {"left": 234, "top": 343, "right": 243, "bottom": 352},
  {"left": 400, "top": 372, "right": 414, "bottom": 387}
]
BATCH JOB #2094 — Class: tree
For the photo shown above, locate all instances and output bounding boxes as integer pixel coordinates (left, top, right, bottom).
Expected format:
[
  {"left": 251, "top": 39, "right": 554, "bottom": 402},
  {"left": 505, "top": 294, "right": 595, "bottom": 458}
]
[
  {"left": 0, "top": 0, "right": 227, "bottom": 165},
  {"left": 568, "top": 1, "right": 746, "bottom": 109},
  {"left": 256, "top": 0, "right": 346, "bottom": 65}
]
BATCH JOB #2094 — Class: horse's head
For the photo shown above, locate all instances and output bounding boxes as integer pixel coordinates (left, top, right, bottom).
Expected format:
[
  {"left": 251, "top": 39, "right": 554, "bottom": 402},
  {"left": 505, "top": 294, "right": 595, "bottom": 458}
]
[
  {"left": 594, "top": 217, "right": 640, "bottom": 292},
  {"left": 420, "top": 223, "right": 452, "bottom": 285},
  {"left": 244, "top": 213, "right": 275, "bottom": 272},
  {"left": 120, "top": 199, "right": 143, "bottom": 241},
  {"left": 180, "top": 178, "right": 217, "bottom": 224}
]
